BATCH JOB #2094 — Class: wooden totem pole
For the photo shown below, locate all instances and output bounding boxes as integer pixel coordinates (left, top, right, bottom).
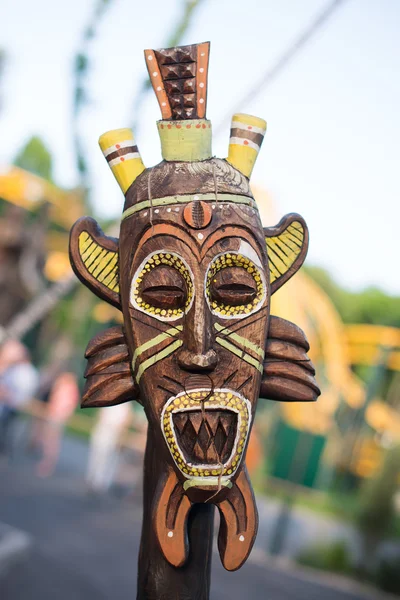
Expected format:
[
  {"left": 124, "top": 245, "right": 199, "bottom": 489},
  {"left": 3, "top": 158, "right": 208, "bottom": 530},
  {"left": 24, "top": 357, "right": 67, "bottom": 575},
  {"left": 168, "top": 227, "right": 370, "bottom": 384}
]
[{"left": 69, "top": 42, "right": 320, "bottom": 599}]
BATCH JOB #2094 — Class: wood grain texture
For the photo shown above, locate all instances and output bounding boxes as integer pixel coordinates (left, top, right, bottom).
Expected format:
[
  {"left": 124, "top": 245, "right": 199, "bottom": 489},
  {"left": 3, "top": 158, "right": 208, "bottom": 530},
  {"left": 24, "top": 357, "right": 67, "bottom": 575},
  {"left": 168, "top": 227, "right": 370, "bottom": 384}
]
[
  {"left": 81, "top": 325, "right": 138, "bottom": 408},
  {"left": 124, "top": 158, "right": 251, "bottom": 209},
  {"left": 137, "top": 427, "right": 214, "bottom": 600},
  {"left": 85, "top": 325, "right": 126, "bottom": 357},
  {"left": 217, "top": 467, "right": 258, "bottom": 571},
  {"left": 144, "top": 42, "right": 210, "bottom": 121},
  {"left": 260, "top": 315, "right": 320, "bottom": 402},
  {"left": 268, "top": 315, "right": 310, "bottom": 350},
  {"left": 154, "top": 467, "right": 191, "bottom": 568},
  {"left": 117, "top": 198, "right": 270, "bottom": 590}
]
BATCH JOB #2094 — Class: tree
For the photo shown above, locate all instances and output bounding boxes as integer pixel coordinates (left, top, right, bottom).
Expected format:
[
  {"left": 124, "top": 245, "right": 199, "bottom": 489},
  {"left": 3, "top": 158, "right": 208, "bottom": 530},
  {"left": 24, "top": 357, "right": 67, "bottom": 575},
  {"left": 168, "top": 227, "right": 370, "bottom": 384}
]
[
  {"left": 306, "top": 266, "right": 400, "bottom": 327},
  {"left": 355, "top": 444, "right": 400, "bottom": 572},
  {"left": 13, "top": 136, "right": 53, "bottom": 182}
]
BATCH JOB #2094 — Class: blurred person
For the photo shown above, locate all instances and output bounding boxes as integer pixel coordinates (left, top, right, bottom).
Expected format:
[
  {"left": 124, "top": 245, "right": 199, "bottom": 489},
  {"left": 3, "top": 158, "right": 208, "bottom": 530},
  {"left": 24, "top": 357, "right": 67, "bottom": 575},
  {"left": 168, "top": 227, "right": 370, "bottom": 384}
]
[
  {"left": 28, "top": 362, "right": 61, "bottom": 454},
  {"left": 0, "top": 339, "right": 39, "bottom": 454},
  {"left": 86, "top": 403, "right": 132, "bottom": 495},
  {"left": 36, "top": 371, "right": 79, "bottom": 477}
]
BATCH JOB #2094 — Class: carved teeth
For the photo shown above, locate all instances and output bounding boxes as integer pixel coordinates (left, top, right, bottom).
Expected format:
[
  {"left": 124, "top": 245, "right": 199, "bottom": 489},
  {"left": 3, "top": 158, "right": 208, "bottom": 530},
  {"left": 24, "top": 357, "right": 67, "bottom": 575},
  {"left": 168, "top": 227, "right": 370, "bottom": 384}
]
[{"left": 162, "top": 389, "right": 251, "bottom": 479}]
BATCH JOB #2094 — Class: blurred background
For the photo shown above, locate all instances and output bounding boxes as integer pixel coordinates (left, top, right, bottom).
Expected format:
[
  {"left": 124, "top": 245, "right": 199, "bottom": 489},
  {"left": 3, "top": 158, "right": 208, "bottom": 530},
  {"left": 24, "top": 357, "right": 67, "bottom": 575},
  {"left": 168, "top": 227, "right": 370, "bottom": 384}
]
[{"left": 0, "top": 0, "right": 399, "bottom": 598}]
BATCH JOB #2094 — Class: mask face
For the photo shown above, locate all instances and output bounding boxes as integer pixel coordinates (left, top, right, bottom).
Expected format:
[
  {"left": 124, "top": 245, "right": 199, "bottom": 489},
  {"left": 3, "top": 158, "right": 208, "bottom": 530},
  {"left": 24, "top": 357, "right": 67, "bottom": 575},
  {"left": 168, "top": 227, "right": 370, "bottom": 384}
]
[
  {"left": 69, "top": 41, "right": 320, "bottom": 574},
  {"left": 119, "top": 199, "right": 269, "bottom": 496}
]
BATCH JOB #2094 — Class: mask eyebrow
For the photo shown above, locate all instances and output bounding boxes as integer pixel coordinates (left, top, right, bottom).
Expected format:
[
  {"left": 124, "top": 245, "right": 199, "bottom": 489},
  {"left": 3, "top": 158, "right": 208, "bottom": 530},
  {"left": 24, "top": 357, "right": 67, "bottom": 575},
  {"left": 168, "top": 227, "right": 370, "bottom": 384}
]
[
  {"left": 133, "top": 224, "right": 201, "bottom": 262},
  {"left": 200, "top": 226, "right": 265, "bottom": 263}
]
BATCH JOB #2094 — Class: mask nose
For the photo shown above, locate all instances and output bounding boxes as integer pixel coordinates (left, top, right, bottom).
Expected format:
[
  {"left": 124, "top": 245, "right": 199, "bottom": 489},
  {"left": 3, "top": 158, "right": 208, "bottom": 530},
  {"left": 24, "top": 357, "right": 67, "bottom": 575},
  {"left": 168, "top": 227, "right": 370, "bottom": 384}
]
[
  {"left": 178, "top": 347, "right": 218, "bottom": 372},
  {"left": 177, "top": 296, "right": 218, "bottom": 373}
]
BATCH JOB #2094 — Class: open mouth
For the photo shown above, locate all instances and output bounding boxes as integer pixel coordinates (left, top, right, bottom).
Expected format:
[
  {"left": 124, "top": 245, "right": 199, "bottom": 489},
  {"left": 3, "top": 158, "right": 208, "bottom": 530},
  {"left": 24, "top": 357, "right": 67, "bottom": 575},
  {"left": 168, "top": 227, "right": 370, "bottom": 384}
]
[
  {"left": 162, "top": 389, "right": 251, "bottom": 480},
  {"left": 173, "top": 409, "right": 237, "bottom": 465}
]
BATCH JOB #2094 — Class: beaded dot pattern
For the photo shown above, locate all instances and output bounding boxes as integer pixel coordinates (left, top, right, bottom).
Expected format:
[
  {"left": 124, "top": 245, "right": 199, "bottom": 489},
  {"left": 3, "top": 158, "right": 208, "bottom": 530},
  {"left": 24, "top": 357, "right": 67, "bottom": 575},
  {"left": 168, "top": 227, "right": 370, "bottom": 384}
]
[
  {"left": 131, "top": 251, "right": 194, "bottom": 321},
  {"left": 161, "top": 389, "right": 251, "bottom": 479},
  {"left": 205, "top": 252, "right": 265, "bottom": 318}
]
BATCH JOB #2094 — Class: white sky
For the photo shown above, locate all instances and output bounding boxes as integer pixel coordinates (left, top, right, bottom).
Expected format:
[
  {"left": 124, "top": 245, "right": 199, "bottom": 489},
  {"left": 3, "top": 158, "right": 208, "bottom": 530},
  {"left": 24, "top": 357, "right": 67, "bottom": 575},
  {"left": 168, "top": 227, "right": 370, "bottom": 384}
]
[{"left": 1, "top": 0, "right": 399, "bottom": 293}]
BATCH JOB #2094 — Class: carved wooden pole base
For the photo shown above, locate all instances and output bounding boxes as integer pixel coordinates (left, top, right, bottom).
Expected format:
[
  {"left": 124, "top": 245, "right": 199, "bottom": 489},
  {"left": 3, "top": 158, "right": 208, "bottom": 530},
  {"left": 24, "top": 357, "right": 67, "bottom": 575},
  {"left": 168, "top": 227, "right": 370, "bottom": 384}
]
[{"left": 137, "top": 427, "right": 214, "bottom": 600}]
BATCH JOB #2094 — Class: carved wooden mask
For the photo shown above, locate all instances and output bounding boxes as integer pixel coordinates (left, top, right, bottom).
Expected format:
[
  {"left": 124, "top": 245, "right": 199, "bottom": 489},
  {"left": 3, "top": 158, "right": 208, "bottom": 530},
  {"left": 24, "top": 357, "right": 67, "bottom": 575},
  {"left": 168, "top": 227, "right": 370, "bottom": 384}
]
[{"left": 69, "top": 42, "right": 320, "bottom": 572}]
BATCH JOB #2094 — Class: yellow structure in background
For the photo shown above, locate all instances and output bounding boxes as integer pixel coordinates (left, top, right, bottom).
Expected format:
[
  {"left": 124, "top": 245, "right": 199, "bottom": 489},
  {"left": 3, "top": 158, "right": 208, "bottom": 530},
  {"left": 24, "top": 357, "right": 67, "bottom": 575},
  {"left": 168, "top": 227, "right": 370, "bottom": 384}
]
[
  {"left": 255, "top": 186, "right": 365, "bottom": 436},
  {"left": 0, "top": 165, "right": 122, "bottom": 323},
  {"left": 0, "top": 166, "right": 85, "bottom": 282},
  {"left": 0, "top": 166, "right": 84, "bottom": 229},
  {"left": 346, "top": 324, "right": 400, "bottom": 371},
  {"left": 254, "top": 186, "right": 400, "bottom": 478},
  {"left": 271, "top": 272, "right": 365, "bottom": 434}
]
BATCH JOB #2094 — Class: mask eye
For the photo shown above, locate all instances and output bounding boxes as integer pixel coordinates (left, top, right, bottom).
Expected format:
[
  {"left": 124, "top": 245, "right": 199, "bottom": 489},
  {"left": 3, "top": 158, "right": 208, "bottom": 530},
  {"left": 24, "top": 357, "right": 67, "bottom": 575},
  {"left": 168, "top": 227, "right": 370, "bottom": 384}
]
[
  {"left": 210, "top": 267, "right": 257, "bottom": 306},
  {"left": 206, "top": 252, "right": 265, "bottom": 318},
  {"left": 131, "top": 252, "right": 194, "bottom": 320},
  {"left": 140, "top": 267, "right": 187, "bottom": 310}
]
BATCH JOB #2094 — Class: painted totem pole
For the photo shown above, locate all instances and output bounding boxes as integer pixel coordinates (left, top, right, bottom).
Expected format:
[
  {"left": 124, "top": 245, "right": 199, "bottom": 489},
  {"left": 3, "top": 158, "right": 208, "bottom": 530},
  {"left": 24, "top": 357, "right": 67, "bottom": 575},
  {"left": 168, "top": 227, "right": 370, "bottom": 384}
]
[{"left": 69, "top": 42, "right": 320, "bottom": 599}]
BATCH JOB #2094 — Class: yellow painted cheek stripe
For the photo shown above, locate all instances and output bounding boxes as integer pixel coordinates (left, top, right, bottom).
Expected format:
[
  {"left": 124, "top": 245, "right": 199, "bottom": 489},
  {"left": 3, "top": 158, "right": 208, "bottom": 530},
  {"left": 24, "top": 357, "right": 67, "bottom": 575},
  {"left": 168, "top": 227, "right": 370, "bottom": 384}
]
[
  {"left": 215, "top": 336, "right": 263, "bottom": 374},
  {"left": 135, "top": 339, "right": 183, "bottom": 383},
  {"left": 131, "top": 326, "right": 183, "bottom": 371},
  {"left": 214, "top": 323, "right": 264, "bottom": 359}
]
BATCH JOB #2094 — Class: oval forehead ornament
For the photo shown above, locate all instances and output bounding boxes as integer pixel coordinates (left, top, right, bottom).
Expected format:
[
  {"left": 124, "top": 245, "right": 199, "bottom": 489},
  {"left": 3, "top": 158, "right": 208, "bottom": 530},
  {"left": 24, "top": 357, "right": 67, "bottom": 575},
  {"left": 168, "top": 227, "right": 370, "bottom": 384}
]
[{"left": 183, "top": 200, "right": 212, "bottom": 229}]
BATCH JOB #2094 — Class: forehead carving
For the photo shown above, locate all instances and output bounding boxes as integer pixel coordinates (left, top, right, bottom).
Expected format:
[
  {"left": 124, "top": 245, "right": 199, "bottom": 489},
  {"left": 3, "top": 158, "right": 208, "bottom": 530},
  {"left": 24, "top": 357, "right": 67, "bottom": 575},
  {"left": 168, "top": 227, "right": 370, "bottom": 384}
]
[
  {"left": 121, "top": 201, "right": 267, "bottom": 267},
  {"left": 123, "top": 158, "right": 251, "bottom": 212}
]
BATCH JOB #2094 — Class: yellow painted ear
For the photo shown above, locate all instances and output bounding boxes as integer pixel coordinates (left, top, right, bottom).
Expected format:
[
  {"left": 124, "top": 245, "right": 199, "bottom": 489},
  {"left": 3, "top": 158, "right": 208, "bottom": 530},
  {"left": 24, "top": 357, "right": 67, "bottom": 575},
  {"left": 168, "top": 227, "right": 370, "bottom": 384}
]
[
  {"left": 69, "top": 217, "right": 120, "bottom": 309},
  {"left": 264, "top": 213, "right": 309, "bottom": 294}
]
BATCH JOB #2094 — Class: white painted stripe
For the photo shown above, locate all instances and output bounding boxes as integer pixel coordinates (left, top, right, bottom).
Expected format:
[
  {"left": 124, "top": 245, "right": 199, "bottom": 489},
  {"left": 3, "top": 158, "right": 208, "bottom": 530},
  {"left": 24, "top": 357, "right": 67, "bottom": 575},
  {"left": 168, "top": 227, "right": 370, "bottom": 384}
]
[
  {"left": 108, "top": 152, "right": 141, "bottom": 167},
  {"left": 232, "top": 121, "right": 266, "bottom": 135},
  {"left": 229, "top": 136, "right": 260, "bottom": 152},
  {"left": 103, "top": 139, "right": 134, "bottom": 156}
]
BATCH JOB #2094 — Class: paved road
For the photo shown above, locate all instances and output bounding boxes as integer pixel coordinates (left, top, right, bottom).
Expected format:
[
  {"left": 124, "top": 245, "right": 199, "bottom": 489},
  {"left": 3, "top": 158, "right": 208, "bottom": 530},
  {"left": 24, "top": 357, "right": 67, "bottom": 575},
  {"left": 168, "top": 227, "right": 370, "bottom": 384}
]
[{"left": 0, "top": 442, "right": 384, "bottom": 599}]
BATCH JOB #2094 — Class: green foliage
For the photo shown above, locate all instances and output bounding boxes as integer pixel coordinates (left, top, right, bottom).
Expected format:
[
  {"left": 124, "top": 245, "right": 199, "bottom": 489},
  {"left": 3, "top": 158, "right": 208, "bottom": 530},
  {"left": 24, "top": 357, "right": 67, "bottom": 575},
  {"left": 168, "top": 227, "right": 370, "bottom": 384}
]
[
  {"left": 356, "top": 445, "right": 400, "bottom": 538},
  {"left": 306, "top": 266, "right": 400, "bottom": 327},
  {"left": 13, "top": 136, "right": 53, "bottom": 181},
  {"left": 72, "top": 0, "right": 116, "bottom": 192},
  {"left": 296, "top": 539, "right": 352, "bottom": 574},
  {"left": 166, "top": 0, "right": 206, "bottom": 49}
]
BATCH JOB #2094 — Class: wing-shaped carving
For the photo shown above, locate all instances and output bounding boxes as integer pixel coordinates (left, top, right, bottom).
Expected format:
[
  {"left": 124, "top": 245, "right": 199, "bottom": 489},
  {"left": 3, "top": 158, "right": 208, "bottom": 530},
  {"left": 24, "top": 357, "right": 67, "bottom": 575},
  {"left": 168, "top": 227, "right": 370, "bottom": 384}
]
[
  {"left": 69, "top": 216, "right": 120, "bottom": 308},
  {"left": 264, "top": 213, "right": 309, "bottom": 294},
  {"left": 260, "top": 316, "right": 320, "bottom": 402},
  {"left": 82, "top": 325, "right": 138, "bottom": 407}
]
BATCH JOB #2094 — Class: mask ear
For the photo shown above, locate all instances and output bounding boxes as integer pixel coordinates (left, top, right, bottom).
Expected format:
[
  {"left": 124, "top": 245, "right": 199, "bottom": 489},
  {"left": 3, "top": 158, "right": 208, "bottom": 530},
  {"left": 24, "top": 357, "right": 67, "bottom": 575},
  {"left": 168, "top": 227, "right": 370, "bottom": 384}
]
[
  {"left": 69, "top": 216, "right": 120, "bottom": 309},
  {"left": 264, "top": 213, "right": 309, "bottom": 294}
]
